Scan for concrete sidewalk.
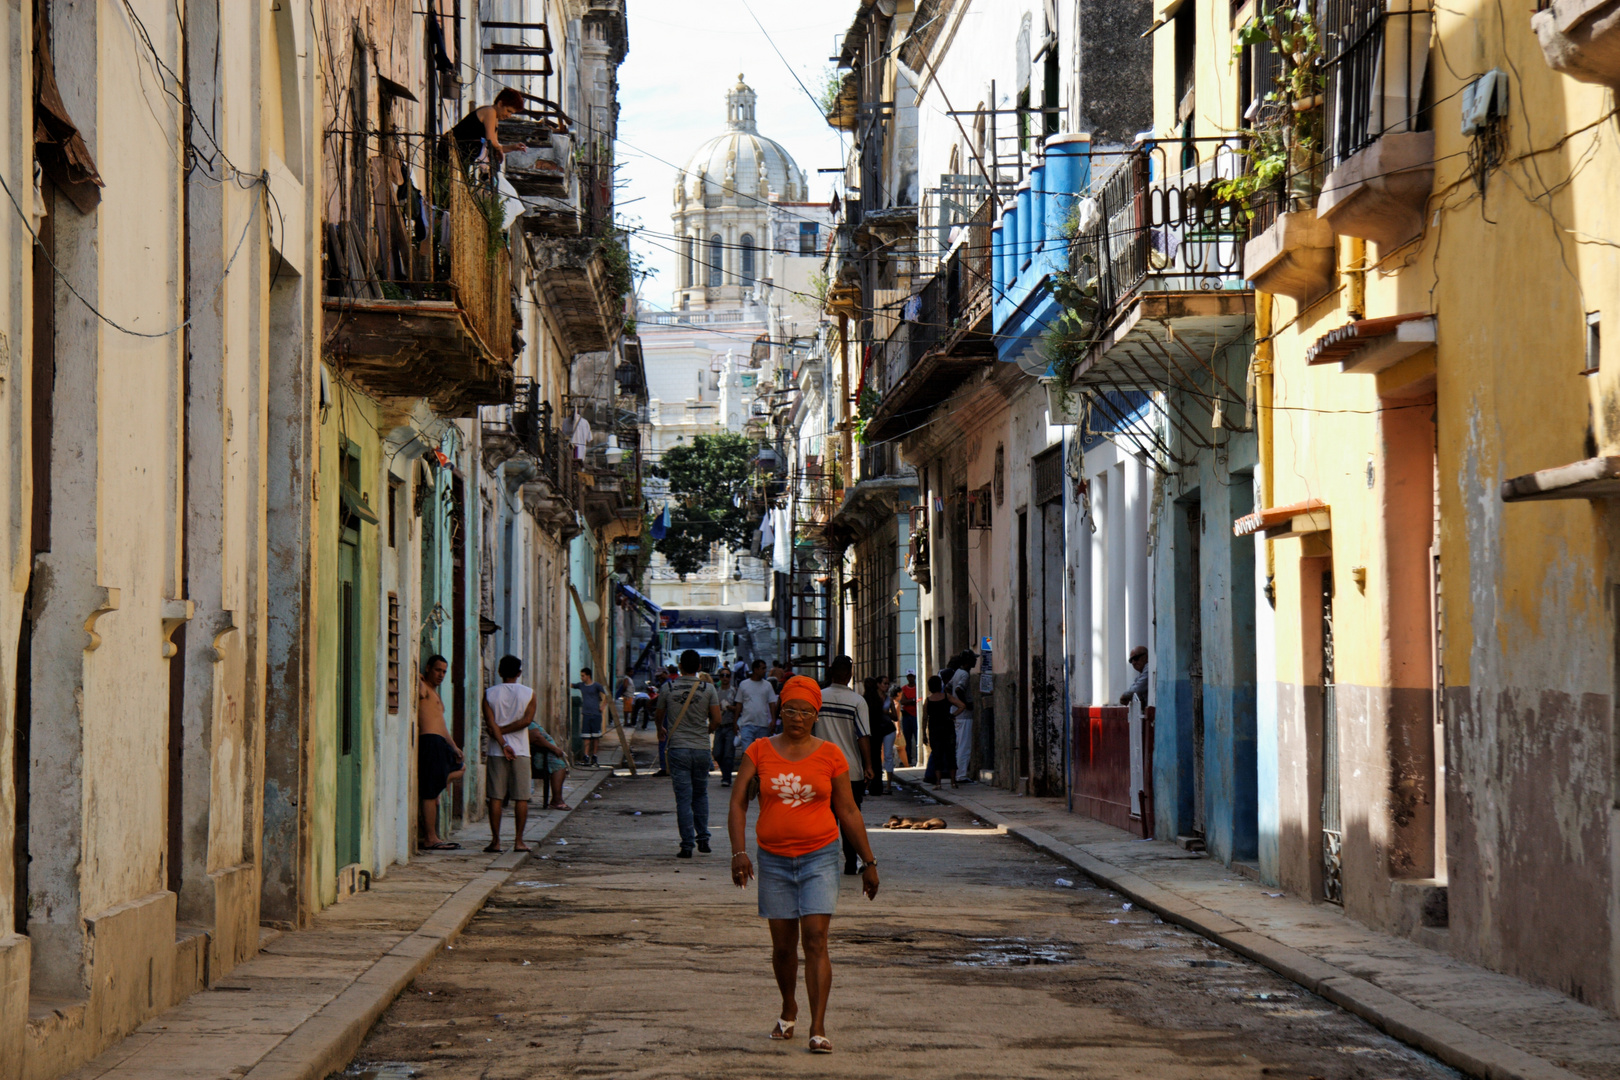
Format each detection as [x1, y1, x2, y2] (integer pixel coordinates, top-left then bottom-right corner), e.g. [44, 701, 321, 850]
[61, 768, 612, 1080]
[905, 771, 1620, 1080]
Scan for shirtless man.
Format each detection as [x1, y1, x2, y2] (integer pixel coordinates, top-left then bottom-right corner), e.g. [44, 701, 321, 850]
[418, 654, 466, 850]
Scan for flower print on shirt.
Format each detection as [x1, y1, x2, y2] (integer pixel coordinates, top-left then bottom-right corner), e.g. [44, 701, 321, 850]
[770, 772, 816, 807]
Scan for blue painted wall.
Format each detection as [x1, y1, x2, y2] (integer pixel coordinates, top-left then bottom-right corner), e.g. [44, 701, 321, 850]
[1150, 342, 1260, 865]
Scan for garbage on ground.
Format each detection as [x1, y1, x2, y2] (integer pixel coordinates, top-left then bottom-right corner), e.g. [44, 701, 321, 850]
[1054, 878, 1074, 888]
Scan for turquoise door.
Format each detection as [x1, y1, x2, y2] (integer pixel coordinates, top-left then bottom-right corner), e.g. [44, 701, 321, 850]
[336, 454, 364, 868]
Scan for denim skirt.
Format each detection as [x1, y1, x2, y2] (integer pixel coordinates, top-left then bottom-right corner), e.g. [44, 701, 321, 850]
[755, 839, 841, 920]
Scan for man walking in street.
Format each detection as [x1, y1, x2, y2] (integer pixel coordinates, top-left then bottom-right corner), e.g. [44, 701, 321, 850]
[815, 654, 872, 875]
[484, 655, 537, 853]
[572, 667, 607, 768]
[1119, 645, 1150, 707]
[734, 658, 778, 755]
[417, 655, 465, 850]
[948, 651, 974, 784]
[655, 649, 723, 858]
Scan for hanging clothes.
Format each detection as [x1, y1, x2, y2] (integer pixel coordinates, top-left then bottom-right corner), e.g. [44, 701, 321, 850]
[771, 507, 791, 575]
[570, 413, 592, 460]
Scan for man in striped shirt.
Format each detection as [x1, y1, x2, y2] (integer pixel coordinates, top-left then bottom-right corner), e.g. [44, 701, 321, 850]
[814, 654, 872, 875]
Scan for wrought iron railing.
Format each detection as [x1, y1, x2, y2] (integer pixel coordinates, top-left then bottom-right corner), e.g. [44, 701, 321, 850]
[1321, 0, 1432, 171]
[874, 195, 993, 393]
[859, 440, 897, 481]
[1074, 137, 1249, 331]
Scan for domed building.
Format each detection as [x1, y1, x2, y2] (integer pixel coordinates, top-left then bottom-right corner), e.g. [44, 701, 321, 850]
[671, 76, 808, 310]
[633, 78, 828, 614]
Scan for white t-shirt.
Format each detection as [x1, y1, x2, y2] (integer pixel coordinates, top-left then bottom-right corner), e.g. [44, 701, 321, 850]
[485, 682, 535, 758]
[735, 677, 778, 728]
[949, 668, 971, 717]
[815, 683, 871, 777]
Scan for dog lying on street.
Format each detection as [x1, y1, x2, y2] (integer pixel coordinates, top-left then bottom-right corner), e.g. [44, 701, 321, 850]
[882, 815, 947, 830]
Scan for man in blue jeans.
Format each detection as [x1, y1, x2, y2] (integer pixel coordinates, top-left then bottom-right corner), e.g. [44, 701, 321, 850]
[654, 649, 723, 858]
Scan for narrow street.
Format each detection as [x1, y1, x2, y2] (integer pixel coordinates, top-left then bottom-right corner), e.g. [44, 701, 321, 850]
[341, 771, 1459, 1079]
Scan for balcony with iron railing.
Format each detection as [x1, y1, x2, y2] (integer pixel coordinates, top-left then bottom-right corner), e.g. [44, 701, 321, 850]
[517, 405, 583, 540]
[480, 376, 542, 468]
[1533, 0, 1620, 89]
[1065, 136, 1255, 395]
[1074, 137, 1251, 327]
[1315, 0, 1436, 250]
[860, 197, 997, 444]
[323, 141, 515, 417]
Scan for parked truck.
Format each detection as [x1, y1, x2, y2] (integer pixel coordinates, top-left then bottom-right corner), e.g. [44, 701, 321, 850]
[657, 624, 737, 675]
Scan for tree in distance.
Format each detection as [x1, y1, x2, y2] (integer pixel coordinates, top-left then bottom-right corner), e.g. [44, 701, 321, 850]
[651, 432, 756, 579]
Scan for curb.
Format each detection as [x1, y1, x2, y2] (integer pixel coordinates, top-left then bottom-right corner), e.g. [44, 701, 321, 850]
[242, 767, 612, 1080]
[917, 783, 1581, 1080]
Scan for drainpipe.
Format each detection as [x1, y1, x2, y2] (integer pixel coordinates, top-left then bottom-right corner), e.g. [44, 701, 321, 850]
[838, 312, 852, 490]
[1255, 292, 1276, 605]
[1346, 237, 1367, 320]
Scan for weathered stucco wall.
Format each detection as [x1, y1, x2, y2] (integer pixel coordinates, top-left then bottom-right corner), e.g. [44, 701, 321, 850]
[1433, 6, 1618, 1010]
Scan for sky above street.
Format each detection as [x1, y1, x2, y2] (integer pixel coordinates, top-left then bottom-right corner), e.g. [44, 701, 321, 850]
[615, 0, 850, 312]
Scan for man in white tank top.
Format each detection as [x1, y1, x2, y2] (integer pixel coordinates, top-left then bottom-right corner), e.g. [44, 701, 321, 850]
[483, 655, 537, 852]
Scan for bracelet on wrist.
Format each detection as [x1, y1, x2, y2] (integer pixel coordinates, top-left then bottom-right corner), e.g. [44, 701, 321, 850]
[731, 852, 750, 862]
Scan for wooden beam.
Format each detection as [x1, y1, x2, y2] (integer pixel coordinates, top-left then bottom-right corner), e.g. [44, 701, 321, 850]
[569, 582, 638, 775]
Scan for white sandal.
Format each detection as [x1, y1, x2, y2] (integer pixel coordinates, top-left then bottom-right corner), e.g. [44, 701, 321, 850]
[770, 1017, 795, 1040]
[808, 1035, 833, 1053]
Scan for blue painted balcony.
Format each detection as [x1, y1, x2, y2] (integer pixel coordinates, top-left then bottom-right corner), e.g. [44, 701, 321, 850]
[992, 133, 1094, 369]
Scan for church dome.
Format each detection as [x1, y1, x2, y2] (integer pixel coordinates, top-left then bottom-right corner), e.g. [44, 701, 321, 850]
[676, 76, 806, 207]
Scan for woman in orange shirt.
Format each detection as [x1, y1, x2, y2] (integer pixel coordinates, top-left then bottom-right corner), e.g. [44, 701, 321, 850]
[728, 675, 878, 1054]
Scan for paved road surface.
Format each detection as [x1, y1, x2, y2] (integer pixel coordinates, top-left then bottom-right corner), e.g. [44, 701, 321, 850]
[341, 773, 1461, 1079]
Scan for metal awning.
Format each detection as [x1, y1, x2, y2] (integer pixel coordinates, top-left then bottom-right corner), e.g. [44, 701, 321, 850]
[617, 583, 662, 628]
[1233, 498, 1329, 538]
[1501, 456, 1620, 502]
[1307, 313, 1435, 374]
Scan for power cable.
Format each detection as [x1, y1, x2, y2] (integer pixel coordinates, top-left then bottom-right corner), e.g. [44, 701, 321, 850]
[0, 165, 265, 339]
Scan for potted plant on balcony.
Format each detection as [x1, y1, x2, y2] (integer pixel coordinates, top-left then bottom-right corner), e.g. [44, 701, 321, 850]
[1039, 224, 1104, 423]
[1220, 5, 1324, 214]
[1220, 5, 1334, 302]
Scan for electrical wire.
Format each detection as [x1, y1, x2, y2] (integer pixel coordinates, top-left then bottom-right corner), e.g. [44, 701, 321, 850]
[0, 164, 265, 339]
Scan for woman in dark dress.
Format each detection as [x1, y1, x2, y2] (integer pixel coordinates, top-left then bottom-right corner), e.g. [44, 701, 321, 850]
[861, 677, 888, 795]
[447, 87, 528, 167]
[922, 674, 959, 789]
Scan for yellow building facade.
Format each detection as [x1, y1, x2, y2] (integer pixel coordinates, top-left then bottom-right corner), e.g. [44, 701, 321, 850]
[1166, 0, 1620, 1011]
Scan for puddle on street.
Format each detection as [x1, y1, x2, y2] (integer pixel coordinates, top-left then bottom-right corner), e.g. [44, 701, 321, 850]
[343, 1064, 424, 1080]
[952, 938, 1077, 967]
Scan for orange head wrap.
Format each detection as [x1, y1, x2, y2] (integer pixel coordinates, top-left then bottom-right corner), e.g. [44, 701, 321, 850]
[778, 675, 823, 713]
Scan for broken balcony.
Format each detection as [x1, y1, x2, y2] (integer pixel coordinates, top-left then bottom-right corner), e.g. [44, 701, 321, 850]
[1533, 0, 1620, 89]
[527, 233, 622, 357]
[1315, 2, 1435, 251]
[499, 118, 615, 241]
[323, 146, 515, 417]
